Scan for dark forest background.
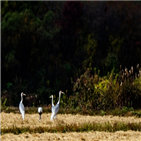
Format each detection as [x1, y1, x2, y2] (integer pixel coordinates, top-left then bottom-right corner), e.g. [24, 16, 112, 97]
[1, 1, 141, 108]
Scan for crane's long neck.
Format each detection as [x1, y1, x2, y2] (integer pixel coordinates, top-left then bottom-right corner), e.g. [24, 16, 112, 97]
[52, 96, 54, 106]
[21, 95, 23, 103]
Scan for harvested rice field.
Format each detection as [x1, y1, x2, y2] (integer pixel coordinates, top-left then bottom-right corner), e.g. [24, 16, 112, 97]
[1, 131, 141, 141]
[1, 112, 141, 129]
[1, 112, 141, 141]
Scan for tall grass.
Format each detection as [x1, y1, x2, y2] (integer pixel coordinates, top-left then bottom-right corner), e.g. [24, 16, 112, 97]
[66, 64, 141, 111]
[1, 98, 9, 112]
[2, 121, 141, 135]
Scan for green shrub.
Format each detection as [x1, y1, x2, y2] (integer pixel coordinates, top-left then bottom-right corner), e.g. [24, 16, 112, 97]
[1, 98, 9, 112]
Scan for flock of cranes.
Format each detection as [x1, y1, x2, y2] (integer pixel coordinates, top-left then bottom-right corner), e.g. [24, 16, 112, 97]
[19, 90, 64, 121]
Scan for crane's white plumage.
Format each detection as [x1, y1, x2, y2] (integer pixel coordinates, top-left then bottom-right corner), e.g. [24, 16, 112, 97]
[50, 91, 64, 121]
[38, 107, 43, 121]
[38, 107, 42, 113]
[38, 100, 43, 121]
[19, 92, 26, 120]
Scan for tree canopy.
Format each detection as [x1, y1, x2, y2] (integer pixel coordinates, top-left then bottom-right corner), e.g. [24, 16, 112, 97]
[1, 1, 141, 106]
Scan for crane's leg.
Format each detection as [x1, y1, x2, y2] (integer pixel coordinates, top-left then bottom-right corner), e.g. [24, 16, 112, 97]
[39, 113, 42, 121]
[51, 113, 55, 121]
[54, 115, 57, 119]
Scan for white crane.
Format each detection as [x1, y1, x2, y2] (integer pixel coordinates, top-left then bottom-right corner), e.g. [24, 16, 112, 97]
[19, 92, 26, 120]
[49, 95, 54, 111]
[38, 100, 43, 121]
[49, 95, 55, 121]
[50, 91, 64, 121]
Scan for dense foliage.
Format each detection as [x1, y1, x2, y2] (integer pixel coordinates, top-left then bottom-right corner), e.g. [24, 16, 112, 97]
[68, 64, 141, 110]
[1, 1, 141, 108]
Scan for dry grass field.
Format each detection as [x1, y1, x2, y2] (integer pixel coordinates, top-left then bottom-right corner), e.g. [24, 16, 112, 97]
[1, 112, 141, 129]
[1, 131, 141, 141]
[1, 112, 141, 141]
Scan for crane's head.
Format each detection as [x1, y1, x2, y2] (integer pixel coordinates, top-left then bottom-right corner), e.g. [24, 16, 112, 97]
[49, 95, 53, 98]
[59, 90, 64, 95]
[21, 92, 26, 97]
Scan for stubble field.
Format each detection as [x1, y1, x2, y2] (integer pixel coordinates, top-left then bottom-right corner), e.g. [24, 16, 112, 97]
[1, 112, 141, 141]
